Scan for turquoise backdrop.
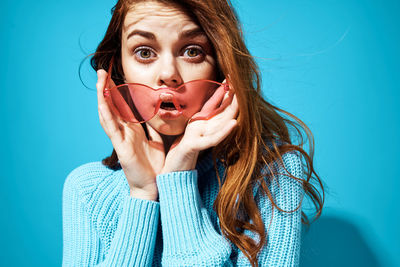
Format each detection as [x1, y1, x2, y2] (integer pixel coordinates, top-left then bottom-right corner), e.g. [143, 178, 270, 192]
[1, 0, 398, 266]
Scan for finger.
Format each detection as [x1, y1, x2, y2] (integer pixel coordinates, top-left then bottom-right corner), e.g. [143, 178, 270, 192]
[98, 105, 119, 140]
[97, 69, 118, 114]
[192, 93, 238, 137]
[98, 102, 123, 143]
[96, 69, 108, 106]
[218, 76, 235, 110]
[190, 83, 230, 121]
[201, 83, 227, 111]
[199, 90, 236, 122]
[226, 75, 235, 92]
[223, 92, 239, 119]
[97, 69, 113, 115]
[97, 70, 123, 142]
[204, 78, 235, 117]
[97, 69, 123, 118]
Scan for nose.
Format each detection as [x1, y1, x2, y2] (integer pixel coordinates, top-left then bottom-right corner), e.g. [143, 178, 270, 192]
[156, 54, 183, 87]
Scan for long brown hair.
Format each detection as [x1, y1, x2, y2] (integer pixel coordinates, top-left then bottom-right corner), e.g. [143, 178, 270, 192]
[91, 1, 324, 266]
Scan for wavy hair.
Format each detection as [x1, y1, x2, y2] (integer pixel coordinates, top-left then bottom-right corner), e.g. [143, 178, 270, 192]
[90, 0, 324, 266]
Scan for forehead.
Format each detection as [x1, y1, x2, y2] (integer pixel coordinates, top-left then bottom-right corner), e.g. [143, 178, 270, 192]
[123, 2, 198, 34]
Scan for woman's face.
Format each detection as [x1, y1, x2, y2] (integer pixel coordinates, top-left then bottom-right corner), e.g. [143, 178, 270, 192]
[120, 1, 217, 136]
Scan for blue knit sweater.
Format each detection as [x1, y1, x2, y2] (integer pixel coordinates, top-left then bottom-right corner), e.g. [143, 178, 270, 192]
[62, 150, 304, 266]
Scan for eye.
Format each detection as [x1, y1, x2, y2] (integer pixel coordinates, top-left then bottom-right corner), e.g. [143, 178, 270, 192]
[133, 46, 156, 61]
[139, 49, 152, 58]
[183, 46, 204, 58]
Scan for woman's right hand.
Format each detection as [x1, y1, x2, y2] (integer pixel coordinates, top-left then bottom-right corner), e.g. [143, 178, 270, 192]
[96, 69, 165, 201]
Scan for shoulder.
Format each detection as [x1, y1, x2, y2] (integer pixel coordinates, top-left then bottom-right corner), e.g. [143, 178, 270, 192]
[63, 162, 129, 245]
[276, 150, 304, 178]
[63, 162, 119, 200]
[262, 139, 304, 180]
[259, 150, 305, 212]
[64, 162, 114, 189]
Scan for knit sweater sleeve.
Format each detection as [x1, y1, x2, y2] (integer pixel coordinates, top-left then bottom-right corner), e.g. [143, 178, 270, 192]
[156, 170, 233, 266]
[62, 163, 160, 266]
[155, 151, 304, 266]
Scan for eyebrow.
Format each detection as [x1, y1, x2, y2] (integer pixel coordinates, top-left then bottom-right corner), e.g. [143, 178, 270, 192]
[126, 27, 206, 41]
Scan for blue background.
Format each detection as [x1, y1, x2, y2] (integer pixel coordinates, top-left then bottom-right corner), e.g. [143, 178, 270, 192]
[1, 0, 399, 266]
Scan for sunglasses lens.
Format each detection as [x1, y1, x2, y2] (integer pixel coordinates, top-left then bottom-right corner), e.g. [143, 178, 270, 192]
[178, 80, 228, 119]
[107, 84, 157, 122]
[106, 80, 229, 122]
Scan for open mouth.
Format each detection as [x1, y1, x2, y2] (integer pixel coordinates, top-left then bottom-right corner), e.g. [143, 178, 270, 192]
[160, 101, 176, 110]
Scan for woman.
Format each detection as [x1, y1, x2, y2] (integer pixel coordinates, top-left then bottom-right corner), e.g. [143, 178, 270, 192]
[62, 0, 324, 266]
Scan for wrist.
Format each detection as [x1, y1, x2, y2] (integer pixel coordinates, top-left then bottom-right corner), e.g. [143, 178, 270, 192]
[161, 150, 199, 174]
[129, 187, 158, 201]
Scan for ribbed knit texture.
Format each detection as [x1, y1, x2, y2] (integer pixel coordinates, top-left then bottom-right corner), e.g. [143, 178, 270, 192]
[62, 150, 304, 266]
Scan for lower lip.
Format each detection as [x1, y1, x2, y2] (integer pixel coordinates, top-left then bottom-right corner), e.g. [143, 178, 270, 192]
[158, 109, 182, 119]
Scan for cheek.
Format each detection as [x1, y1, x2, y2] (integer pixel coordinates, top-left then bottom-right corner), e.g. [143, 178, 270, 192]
[179, 61, 217, 81]
[122, 60, 158, 84]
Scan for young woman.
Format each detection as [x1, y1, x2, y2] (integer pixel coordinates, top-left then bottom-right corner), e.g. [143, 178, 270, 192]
[62, 0, 324, 266]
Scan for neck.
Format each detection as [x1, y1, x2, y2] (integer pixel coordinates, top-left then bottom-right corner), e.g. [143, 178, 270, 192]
[159, 134, 209, 159]
[159, 134, 180, 154]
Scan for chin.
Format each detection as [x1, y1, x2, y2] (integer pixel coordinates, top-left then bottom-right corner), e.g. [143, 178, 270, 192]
[147, 116, 187, 136]
[157, 125, 186, 136]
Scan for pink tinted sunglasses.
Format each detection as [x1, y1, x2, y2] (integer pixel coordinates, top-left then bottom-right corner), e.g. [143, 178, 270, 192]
[103, 57, 233, 123]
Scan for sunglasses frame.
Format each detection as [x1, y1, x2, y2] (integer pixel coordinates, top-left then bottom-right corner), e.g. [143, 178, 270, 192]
[103, 56, 232, 123]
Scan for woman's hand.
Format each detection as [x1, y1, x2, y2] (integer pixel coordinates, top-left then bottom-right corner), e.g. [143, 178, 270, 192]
[160, 84, 239, 174]
[97, 69, 165, 201]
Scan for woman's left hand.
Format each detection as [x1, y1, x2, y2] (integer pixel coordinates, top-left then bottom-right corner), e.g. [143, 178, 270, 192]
[160, 89, 239, 174]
